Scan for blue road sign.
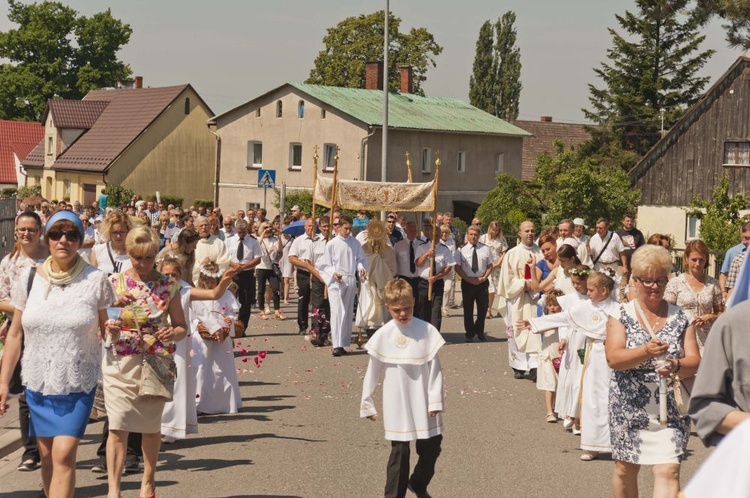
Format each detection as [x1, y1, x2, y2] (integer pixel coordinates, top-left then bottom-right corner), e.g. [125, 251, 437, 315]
[257, 169, 276, 189]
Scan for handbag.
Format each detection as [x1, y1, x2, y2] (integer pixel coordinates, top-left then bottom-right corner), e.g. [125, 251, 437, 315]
[672, 375, 692, 416]
[139, 353, 176, 401]
[272, 262, 283, 280]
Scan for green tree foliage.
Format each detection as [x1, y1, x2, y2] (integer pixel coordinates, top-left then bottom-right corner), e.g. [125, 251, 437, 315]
[17, 184, 41, 200]
[686, 173, 750, 255]
[584, 0, 714, 157]
[275, 189, 313, 217]
[306, 10, 442, 95]
[468, 12, 522, 120]
[104, 184, 134, 208]
[475, 173, 542, 236]
[0, 0, 132, 121]
[695, 0, 750, 49]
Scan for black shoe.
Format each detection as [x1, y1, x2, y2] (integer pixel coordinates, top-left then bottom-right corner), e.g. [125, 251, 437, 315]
[332, 347, 344, 357]
[123, 458, 140, 475]
[528, 368, 538, 383]
[407, 479, 433, 498]
[513, 370, 524, 380]
[310, 336, 324, 347]
[477, 332, 487, 342]
[465, 335, 474, 343]
[17, 459, 40, 472]
[91, 459, 107, 474]
[298, 327, 307, 335]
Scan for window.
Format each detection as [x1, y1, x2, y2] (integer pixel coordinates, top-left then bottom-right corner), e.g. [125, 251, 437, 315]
[421, 148, 432, 174]
[457, 151, 466, 173]
[34, 176, 40, 186]
[256, 108, 261, 118]
[64, 179, 71, 195]
[321, 109, 326, 119]
[495, 153, 505, 174]
[290, 143, 303, 170]
[724, 141, 750, 165]
[47, 136, 53, 155]
[686, 215, 701, 240]
[247, 141, 262, 168]
[323, 143, 337, 171]
[276, 100, 283, 118]
[298, 101, 305, 118]
[184, 97, 190, 115]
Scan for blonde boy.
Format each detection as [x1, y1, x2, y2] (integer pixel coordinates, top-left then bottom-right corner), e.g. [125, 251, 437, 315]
[360, 278, 445, 498]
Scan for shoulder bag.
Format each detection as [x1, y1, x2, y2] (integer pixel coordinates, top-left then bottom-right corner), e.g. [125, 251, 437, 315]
[132, 305, 176, 401]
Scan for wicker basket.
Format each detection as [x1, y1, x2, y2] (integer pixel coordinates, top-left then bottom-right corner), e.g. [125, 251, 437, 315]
[197, 311, 234, 342]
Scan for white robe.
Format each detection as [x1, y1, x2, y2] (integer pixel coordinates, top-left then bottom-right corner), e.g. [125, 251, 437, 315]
[360, 318, 445, 441]
[317, 234, 367, 348]
[191, 291, 242, 415]
[161, 281, 198, 439]
[497, 243, 542, 370]
[532, 298, 617, 452]
[553, 293, 588, 419]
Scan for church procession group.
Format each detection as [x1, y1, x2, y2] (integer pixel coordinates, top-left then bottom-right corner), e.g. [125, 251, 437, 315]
[0, 195, 749, 498]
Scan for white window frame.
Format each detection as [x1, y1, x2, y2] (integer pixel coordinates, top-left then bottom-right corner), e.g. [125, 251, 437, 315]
[323, 143, 337, 172]
[421, 147, 432, 174]
[247, 141, 262, 169]
[685, 214, 701, 240]
[289, 143, 303, 171]
[495, 153, 505, 174]
[457, 150, 466, 173]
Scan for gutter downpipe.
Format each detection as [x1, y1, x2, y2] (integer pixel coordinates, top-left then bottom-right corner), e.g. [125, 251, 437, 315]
[207, 122, 221, 207]
[360, 127, 376, 181]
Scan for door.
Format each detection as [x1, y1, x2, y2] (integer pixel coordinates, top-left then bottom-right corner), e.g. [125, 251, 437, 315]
[83, 184, 97, 207]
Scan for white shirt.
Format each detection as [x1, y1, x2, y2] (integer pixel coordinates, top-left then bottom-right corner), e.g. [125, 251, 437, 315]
[588, 231, 626, 265]
[316, 234, 367, 286]
[224, 234, 261, 267]
[394, 238, 423, 277]
[289, 233, 327, 267]
[257, 236, 279, 270]
[414, 241, 455, 279]
[455, 242, 496, 278]
[556, 236, 579, 249]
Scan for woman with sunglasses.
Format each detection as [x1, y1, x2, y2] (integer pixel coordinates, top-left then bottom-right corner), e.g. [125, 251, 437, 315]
[0, 210, 115, 498]
[90, 211, 134, 276]
[606, 244, 701, 498]
[0, 212, 48, 472]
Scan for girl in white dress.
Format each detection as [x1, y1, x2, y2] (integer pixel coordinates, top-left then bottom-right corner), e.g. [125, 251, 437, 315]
[478, 221, 508, 318]
[191, 262, 242, 415]
[537, 290, 564, 423]
[157, 254, 237, 442]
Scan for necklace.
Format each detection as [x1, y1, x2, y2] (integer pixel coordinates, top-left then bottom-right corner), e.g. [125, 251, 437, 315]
[639, 300, 666, 331]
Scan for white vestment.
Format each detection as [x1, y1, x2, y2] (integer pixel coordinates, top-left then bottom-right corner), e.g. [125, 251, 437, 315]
[161, 281, 199, 439]
[497, 243, 542, 370]
[360, 318, 445, 441]
[191, 291, 242, 415]
[317, 234, 367, 348]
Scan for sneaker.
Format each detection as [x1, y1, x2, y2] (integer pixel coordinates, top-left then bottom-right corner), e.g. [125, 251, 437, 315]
[91, 460, 107, 474]
[17, 459, 39, 472]
[264, 307, 271, 315]
[123, 458, 141, 475]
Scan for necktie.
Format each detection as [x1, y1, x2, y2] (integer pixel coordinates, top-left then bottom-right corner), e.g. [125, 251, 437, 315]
[471, 245, 479, 273]
[409, 240, 416, 274]
[237, 236, 244, 260]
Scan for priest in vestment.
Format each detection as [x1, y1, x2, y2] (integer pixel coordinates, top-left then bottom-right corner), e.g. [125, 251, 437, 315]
[497, 221, 542, 379]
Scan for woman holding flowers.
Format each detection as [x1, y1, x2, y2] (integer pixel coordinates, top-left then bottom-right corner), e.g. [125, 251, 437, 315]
[103, 226, 186, 498]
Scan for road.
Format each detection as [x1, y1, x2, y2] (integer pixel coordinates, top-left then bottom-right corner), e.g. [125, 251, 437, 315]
[0, 299, 712, 497]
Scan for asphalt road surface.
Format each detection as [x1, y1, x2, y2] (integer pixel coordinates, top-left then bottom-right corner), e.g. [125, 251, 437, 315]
[0, 299, 712, 497]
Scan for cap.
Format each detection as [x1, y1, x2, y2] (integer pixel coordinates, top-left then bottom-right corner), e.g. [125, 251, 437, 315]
[291, 205, 300, 211]
[573, 217, 587, 227]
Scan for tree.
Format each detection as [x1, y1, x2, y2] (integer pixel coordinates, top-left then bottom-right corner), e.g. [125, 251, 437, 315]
[475, 173, 542, 236]
[695, 0, 750, 49]
[584, 0, 714, 157]
[306, 10, 442, 95]
[495, 12, 522, 121]
[468, 12, 522, 120]
[104, 184, 134, 208]
[468, 21, 496, 114]
[686, 173, 750, 255]
[0, 0, 132, 121]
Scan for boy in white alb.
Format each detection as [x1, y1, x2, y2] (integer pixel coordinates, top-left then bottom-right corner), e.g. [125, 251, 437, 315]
[361, 278, 445, 498]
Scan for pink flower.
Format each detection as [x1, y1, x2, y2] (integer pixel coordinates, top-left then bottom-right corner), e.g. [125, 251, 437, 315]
[258, 351, 267, 359]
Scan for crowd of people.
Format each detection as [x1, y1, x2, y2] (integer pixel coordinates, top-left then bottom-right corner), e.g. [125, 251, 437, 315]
[0, 194, 749, 497]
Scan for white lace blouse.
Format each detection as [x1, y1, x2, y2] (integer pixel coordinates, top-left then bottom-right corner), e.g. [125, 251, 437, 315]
[11, 265, 115, 395]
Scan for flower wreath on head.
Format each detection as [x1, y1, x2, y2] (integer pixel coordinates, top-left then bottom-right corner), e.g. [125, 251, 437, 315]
[598, 267, 617, 279]
[568, 267, 592, 278]
[198, 263, 224, 279]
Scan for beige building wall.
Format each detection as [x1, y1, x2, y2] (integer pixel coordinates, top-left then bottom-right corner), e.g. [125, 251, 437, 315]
[217, 88, 368, 215]
[107, 87, 215, 205]
[637, 205, 693, 249]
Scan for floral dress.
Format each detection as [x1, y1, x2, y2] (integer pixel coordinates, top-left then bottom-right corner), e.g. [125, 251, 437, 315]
[664, 274, 722, 350]
[103, 272, 181, 433]
[608, 302, 692, 465]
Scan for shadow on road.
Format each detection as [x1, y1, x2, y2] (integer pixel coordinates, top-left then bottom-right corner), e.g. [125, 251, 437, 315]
[170, 432, 325, 451]
[159, 452, 253, 472]
[0, 479, 181, 498]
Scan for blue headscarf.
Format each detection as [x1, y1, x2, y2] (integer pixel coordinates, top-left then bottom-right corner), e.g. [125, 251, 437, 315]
[45, 210, 85, 239]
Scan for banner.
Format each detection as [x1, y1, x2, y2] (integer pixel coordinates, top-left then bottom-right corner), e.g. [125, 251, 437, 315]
[313, 177, 436, 212]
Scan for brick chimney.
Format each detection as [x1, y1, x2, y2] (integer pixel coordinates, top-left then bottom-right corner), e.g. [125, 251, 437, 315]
[540, 116, 553, 122]
[365, 61, 383, 90]
[399, 66, 413, 94]
[134, 76, 143, 89]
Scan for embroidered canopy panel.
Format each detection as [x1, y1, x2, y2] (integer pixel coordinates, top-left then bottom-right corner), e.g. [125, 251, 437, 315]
[314, 176, 436, 212]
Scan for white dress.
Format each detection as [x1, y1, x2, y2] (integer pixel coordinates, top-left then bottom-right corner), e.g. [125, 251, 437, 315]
[161, 281, 198, 439]
[191, 291, 242, 415]
[553, 293, 588, 419]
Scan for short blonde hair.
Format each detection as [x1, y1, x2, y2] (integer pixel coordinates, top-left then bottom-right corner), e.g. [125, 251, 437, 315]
[384, 278, 415, 306]
[125, 225, 160, 257]
[100, 211, 133, 241]
[631, 244, 672, 278]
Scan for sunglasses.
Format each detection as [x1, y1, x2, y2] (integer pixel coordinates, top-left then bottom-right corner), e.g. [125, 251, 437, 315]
[47, 229, 81, 242]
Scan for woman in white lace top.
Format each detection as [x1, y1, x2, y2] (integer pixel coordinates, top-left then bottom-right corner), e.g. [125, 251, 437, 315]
[0, 210, 115, 497]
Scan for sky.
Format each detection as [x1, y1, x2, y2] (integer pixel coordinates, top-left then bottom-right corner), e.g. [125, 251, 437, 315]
[0, 0, 744, 123]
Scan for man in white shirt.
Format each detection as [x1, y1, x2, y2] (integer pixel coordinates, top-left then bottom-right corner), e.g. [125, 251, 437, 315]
[556, 219, 579, 249]
[393, 221, 422, 297]
[289, 217, 328, 336]
[221, 215, 236, 239]
[587, 217, 627, 273]
[454, 225, 497, 342]
[414, 218, 455, 331]
[193, 216, 231, 284]
[224, 219, 262, 327]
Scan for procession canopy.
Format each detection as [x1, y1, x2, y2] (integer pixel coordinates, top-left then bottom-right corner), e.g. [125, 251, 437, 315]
[313, 176, 436, 212]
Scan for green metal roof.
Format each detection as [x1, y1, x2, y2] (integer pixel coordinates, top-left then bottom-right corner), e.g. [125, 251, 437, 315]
[289, 82, 531, 136]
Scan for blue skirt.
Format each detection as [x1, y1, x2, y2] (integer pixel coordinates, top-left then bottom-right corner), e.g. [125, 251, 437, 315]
[25, 388, 95, 439]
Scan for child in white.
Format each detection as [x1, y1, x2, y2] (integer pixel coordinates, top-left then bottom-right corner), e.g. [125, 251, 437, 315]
[538, 290, 564, 423]
[361, 278, 445, 498]
[520, 271, 617, 460]
[191, 262, 242, 415]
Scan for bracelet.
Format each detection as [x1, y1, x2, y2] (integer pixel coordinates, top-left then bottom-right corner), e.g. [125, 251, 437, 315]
[674, 359, 682, 374]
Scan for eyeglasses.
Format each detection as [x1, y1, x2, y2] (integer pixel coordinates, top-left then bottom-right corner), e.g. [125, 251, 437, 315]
[47, 229, 81, 242]
[636, 277, 669, 288]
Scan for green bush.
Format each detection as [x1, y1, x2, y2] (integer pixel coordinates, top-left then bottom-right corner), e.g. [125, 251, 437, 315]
[104, 185, 135, 208]
[0, 188, 17, 199]
[194, 198, 214, 210]
[17, 185, 41, 200]
[149, 194, 183, 207]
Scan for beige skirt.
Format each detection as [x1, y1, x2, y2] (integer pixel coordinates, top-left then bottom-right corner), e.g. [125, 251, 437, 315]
[103, 349, 166, 434]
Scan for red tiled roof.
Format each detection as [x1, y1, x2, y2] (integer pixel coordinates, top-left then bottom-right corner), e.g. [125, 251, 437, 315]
[512, 119, 592, 181]
[43, 100, 109, 129]
[0, 120, 43, 184]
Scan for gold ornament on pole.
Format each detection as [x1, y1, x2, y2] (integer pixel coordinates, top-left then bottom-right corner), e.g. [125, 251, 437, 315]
[428, 151, 441, 301]
[405, 151, 413, 183]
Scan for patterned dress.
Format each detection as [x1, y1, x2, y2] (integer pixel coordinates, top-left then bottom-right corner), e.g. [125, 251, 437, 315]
[608, 302, 692, 465]
[664, 274, 722, 350]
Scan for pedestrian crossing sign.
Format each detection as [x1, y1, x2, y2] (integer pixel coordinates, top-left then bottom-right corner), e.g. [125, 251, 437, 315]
[257, 169, 276, 189]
